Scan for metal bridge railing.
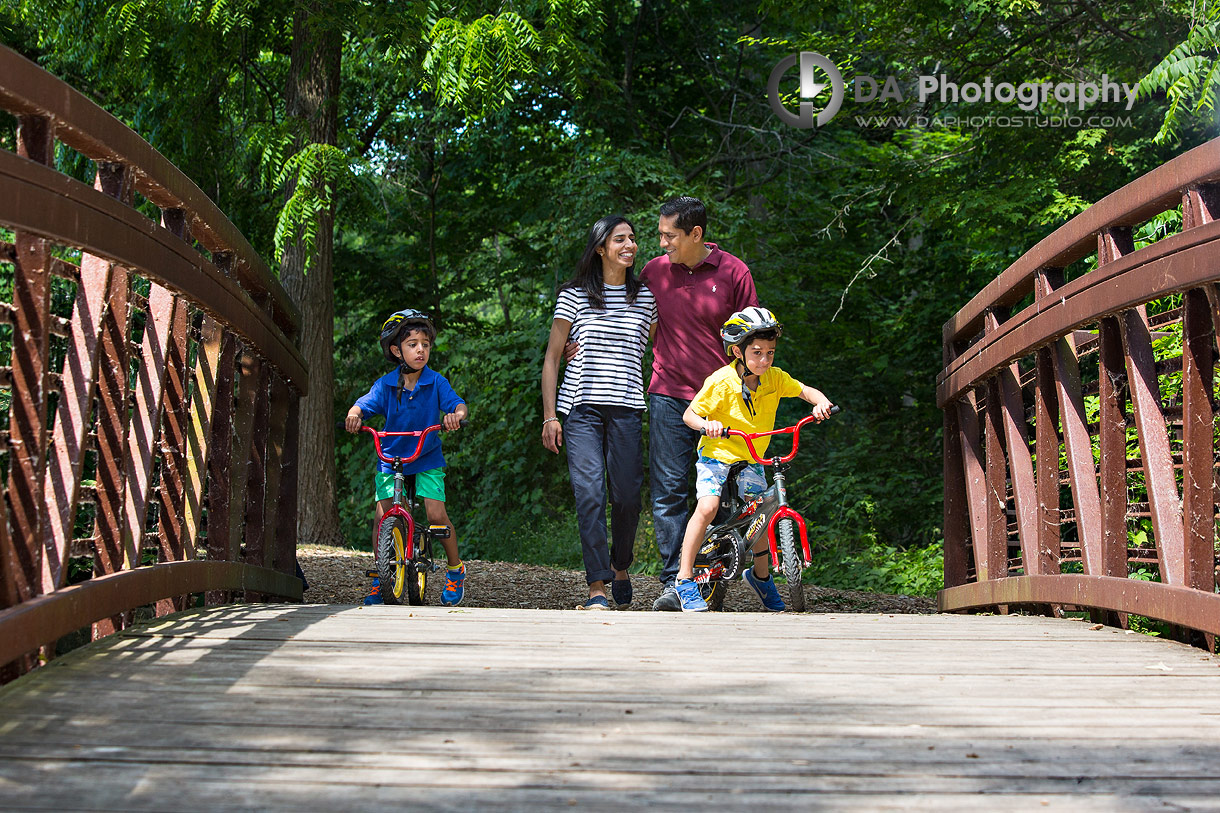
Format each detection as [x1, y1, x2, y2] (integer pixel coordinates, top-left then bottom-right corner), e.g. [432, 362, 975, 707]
[939, 137, 1220, 645]
[0, 46, 308, 678]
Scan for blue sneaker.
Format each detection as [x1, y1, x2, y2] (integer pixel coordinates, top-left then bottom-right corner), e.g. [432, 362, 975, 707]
[674, 579, 708, 612]
[743, 569, 785, 612]
[363, 576, 383, 605]
[441, 562, 466, 606]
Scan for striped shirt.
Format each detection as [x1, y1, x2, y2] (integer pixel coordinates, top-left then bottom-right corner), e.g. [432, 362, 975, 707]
[554, 283, 657, 413]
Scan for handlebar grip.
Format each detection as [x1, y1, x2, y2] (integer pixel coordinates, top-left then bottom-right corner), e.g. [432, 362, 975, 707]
[828, 405, 841, 415]
[700, 425, 734, 436]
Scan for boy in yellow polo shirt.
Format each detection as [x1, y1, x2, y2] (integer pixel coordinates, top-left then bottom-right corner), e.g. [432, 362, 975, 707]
[674, 307, 834, 612]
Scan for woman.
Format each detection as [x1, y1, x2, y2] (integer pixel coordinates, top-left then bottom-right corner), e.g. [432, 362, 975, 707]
[541, 215, 656, 610]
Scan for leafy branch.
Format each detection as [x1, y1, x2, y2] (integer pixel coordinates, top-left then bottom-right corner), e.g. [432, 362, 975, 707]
[273, 142, 371, 270]
[1137, 3, 1220, 143]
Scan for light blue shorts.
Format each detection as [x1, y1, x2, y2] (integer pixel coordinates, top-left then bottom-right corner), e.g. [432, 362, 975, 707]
[694, 456, 767, 501]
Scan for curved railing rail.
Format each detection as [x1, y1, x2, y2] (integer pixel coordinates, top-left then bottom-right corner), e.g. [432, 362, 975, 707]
[938, 137, 1220, 645]
[0, 46, 308, 678]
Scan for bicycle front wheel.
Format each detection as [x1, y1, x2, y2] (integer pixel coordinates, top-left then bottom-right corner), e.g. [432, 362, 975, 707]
[699, 580, 726, 612]
[376, 515, 410, 605]
[776, 518, 806, 612]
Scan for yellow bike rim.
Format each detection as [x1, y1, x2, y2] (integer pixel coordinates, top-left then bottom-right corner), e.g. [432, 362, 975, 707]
[392, 526, 407, 598]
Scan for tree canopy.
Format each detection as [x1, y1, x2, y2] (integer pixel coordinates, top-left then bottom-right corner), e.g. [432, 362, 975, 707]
[3, 0, 1216, 594]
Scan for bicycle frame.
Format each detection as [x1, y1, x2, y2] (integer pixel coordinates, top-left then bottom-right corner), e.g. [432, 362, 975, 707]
[693, 410, 835, 597]
[357, 424, 447, 560]
[728, 412, 826, 565]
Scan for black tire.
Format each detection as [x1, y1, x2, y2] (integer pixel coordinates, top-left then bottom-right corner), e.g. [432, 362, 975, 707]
[376, 515, 410, 605]
[776, 518, 805, 612]
[700, 580, 726, 611]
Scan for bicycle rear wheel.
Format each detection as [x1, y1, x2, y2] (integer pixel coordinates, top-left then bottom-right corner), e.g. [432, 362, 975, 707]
[776, 518, 805, 612]
[376, 515, 410, 605]
[406, 535, 429, 605]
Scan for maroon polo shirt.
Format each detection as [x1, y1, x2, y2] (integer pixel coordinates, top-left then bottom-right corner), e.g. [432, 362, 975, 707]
[640, 243, 758, 400]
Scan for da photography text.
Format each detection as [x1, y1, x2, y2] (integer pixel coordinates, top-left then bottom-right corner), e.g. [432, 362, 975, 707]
[854, 74, 1139, 112]
[767, 51, 1140, 129]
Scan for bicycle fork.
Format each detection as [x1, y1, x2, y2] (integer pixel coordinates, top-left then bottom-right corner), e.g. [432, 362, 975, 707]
[765, 461, 812, 567]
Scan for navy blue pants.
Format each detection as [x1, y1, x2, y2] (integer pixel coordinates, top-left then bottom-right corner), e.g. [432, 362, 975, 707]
[563, 404, 643, 585]
[648, 394, 702, 586]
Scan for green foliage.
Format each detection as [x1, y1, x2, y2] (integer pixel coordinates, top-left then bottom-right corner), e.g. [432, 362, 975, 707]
[10, 0, 1217, 602]
[423, 2, 604, 117]
[1137, 2, 1220, 144]
[442, 322, 561, 540]
[807, 536, 945, 597]
[273, 142, 373, 268]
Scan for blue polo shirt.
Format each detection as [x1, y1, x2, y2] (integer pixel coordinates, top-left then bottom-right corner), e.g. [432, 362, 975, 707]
[354, 366, 465, 474]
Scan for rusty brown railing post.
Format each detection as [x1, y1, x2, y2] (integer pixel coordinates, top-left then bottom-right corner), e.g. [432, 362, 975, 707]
[937, 137, 1220, 646]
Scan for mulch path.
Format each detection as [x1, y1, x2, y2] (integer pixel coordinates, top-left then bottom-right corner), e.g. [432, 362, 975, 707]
[298, 544, 936, 614]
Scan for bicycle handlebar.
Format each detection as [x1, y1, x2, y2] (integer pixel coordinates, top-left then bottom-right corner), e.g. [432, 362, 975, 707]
[703, 405, 839, 466]
[345, 420, 469, 465]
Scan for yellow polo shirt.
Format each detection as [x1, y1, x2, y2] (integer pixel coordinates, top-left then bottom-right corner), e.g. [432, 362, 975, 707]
[690, 363, 804, 463]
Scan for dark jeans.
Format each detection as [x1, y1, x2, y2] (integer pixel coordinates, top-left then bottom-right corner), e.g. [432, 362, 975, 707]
[648, 393, 701, 585]
[564, 404, 643, 585]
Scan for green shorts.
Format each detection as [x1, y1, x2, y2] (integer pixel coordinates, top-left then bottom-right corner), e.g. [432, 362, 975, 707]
[374, 468, 445, 503]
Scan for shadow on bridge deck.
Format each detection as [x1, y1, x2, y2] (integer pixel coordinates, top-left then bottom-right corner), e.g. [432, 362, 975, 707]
[1, 605, 1219, 811]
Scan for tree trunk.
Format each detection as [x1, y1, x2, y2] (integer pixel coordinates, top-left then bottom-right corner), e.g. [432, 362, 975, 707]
[279, 3, 345, 546]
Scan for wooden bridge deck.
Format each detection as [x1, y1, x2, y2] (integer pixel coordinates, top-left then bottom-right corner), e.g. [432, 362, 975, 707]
[2, 606, 1220, 811]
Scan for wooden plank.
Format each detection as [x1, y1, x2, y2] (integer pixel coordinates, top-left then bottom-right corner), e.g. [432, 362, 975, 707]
[1, 609, 1220, 811]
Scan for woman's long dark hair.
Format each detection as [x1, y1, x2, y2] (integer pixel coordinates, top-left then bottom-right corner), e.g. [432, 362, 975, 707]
[557, 215, 641, 310]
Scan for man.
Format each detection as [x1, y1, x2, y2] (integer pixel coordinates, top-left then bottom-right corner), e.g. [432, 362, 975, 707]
[640, 196, 758, 611]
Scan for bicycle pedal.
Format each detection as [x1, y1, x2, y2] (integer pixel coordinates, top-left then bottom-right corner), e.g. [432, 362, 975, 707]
[427, 524, 451, 539]
[364, 570, 378, 579]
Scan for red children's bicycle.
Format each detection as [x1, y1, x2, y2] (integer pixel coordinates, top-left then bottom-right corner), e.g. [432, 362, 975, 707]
[354, 423, 460, 605]
[693, 406, 839, 612]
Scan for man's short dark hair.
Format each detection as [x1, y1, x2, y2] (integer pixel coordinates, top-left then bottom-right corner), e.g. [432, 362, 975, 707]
[659, 196, 707, 236]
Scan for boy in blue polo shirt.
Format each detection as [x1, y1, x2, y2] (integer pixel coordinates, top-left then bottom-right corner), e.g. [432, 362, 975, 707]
[345, 309, 468, 605]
